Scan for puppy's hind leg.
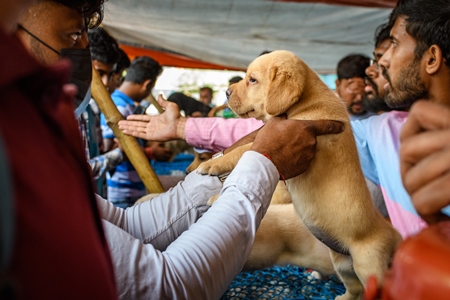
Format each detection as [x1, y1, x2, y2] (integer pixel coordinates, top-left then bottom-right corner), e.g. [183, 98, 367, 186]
[329, 250, 364, 300]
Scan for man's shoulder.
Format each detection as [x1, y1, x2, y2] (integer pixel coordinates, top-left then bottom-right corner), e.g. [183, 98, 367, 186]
[352, 110, 409, 141]
[356, 110, 408, 126]
[111, 90, 133, 107]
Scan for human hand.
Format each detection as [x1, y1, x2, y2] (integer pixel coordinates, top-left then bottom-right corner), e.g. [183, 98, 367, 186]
[207, 107, 218, 117]
[207, 104, 228, 117]
[400, 100, 450, 224]
[118, 94, 187, 141]
[250, 115, 344, 180]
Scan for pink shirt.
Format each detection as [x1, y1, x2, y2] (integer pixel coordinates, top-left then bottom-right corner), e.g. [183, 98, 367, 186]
[185, 117, 264, 152]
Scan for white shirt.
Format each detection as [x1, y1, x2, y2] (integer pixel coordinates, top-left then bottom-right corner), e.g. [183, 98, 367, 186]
[96, 151, 279, 299]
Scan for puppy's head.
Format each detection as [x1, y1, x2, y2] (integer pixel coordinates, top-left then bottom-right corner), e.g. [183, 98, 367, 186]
[227, 50, 308, 122]
[186, 150, 214, 174]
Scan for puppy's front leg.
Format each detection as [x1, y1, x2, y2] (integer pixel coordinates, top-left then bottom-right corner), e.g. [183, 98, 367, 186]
[197, 143, 252, 176]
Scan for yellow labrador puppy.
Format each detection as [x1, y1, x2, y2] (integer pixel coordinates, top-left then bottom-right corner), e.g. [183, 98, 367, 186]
[185, 150, 214, 174]
[186, 149, 291, 204]
[245, 203, 335, 276]
[197, 50, 402, 300]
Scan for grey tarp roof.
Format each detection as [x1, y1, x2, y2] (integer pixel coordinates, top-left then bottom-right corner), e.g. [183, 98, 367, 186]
[102, 0, 393, 72]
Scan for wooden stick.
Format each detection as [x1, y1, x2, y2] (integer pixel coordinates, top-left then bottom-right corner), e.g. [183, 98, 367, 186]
[90, 67, 164, 193]
[147, 93, 165, 114]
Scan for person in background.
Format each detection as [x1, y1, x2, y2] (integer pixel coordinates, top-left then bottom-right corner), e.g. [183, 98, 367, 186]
[363, 22, 395, 114]
[199, 86, 214, 107]
[109, 48, 131, 91]
[335, 54, 374, 120]
[167, 91, 212, 117]
[89, 27, 120, 92]
[86, 26, 124, 197]
[208, 76, 243, 118]
[101, 56, 164, 208]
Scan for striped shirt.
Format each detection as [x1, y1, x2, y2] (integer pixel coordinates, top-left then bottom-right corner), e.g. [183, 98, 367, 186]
[100, 90, 146, 204]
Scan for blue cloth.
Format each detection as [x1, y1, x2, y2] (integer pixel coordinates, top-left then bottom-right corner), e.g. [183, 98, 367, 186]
[100, 90, 145, 205]
[151, 153, 194, 176]
[222, 265, 345, 299]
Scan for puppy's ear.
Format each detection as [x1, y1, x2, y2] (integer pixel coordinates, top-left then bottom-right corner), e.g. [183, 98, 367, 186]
[265, 66, 305, 116]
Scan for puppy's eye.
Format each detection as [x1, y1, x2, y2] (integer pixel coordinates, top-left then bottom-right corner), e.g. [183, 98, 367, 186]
[249, 77, 257, 84]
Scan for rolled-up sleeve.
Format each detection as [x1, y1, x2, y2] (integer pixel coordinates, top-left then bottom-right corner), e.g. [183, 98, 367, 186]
[185, 117, 264, 152]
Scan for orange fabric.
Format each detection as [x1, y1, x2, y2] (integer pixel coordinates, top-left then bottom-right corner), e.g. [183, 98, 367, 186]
[120, 44, 245, 71]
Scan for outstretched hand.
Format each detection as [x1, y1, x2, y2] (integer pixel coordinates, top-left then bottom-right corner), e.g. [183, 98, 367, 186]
[118, 95, 187, 141]
[400, 100, 450, 224]
[250, 115, 344, 180]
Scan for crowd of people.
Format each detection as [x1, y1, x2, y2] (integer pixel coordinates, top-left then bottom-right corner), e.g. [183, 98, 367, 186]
[1, 0, 450, 299]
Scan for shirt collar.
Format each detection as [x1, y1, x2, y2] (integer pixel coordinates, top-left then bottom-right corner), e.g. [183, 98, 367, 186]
[111, 89, 136, 107]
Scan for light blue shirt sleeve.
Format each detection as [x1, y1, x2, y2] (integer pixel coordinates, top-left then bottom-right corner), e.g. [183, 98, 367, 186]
[351, 118, 380, 185]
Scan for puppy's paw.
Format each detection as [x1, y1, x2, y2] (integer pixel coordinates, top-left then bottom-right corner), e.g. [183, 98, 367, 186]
[206, 194, 220, 206]
[196, 156, 234, 176]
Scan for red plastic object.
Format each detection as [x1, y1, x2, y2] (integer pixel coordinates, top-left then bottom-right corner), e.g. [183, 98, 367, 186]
[366, 221, 450, 300]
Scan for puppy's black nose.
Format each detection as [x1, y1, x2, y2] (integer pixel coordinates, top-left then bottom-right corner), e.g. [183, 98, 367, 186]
[226, 88, 232, 100]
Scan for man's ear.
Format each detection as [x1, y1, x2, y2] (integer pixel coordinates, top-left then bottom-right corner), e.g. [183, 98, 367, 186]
[425, 44, 444, 75]
[335, 79, 341, 88]
[142, 79, 152, 91]
[334, 79, 342, 98]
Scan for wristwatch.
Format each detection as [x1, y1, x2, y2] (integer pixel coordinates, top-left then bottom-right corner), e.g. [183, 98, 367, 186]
[212, 150, 224, 160]
[217, 172, 230, 183]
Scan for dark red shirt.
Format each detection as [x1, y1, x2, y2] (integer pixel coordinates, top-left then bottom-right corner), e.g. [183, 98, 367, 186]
[0, 29, 117, 299]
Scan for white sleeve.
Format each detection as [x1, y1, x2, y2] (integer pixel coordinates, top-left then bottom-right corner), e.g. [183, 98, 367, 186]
[102, 151, 279, 299]
[96, 171, 223, 250]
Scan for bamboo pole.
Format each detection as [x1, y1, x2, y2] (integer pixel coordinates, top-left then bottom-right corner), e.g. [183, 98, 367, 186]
[146, 93, 165, 114]
[90, 67, 164, 193]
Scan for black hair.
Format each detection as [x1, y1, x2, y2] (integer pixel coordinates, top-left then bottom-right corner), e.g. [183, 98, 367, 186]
[259, 50, 272, 56]
[49, 0, 105, 29]
[115, 49, 131, 74]
[374, 23, 392, 48]
[199, 86, 213, 96]
[167, 92, 212, 117]
[125, 56, 162, 84]
[88, 27, 119, 65]
[228, 76, 243, 85]
[389, 0, 450, 67]
[336, 54, 370, 80]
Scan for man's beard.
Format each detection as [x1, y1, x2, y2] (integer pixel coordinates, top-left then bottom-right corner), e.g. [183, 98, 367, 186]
[362, 94, 392, 113]
[383, 59, 428, 109]
[362, 77, 392, 113]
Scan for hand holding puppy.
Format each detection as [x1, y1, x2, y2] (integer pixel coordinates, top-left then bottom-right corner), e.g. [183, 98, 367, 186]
[250, 115, 344, 180]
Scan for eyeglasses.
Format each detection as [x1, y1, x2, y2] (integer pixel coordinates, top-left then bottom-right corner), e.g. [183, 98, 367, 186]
[370, 59, 379, 70]
[85, 13, 101, 30]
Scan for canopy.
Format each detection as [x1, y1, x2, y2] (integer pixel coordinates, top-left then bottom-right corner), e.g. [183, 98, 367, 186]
[102, 0, 395, 72]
